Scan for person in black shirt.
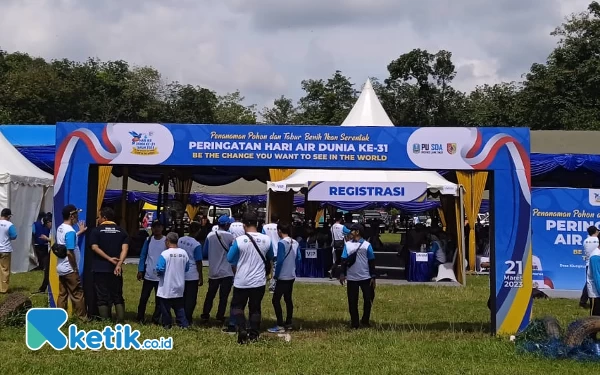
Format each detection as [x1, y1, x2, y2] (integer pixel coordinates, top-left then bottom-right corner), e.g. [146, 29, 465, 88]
[89, 207, 129, 322]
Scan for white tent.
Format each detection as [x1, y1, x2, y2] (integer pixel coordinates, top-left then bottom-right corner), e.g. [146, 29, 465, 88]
[267, 169, 457, 196]
[341, 78, 394, 127]
[0, 132, 54, 273]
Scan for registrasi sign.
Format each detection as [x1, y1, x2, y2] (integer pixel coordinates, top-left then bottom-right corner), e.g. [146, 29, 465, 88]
[307, 181, 428, 202]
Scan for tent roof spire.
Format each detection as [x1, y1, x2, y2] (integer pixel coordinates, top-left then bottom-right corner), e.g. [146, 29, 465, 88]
[341, 78, 394, 127]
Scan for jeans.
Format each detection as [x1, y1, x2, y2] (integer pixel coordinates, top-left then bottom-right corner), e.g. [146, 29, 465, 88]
[347, 279, 374, 328]
[201, 276, 233, 321]
[183, 280, 199, 324]
[272, 279, 295, 326]
[231, 286, 266, 337]
[159, 297, 189, 328]
[136, 279, 161, 323]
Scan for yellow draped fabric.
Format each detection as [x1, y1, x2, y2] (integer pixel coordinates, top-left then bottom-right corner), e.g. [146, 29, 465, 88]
[97, 166, 113, 212]
[456, 171, 488, 272]
[437, 207, 447, 231]
[269, 169, 296, 181]
[454, 195, 465, 284]
[315, 209, 324, 228]
[186, 204, 200, 221]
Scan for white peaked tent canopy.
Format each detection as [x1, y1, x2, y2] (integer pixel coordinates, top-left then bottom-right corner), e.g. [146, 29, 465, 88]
[0, 132, 54, 273]
[341, 78, 394, 127]
[268, 169, 457, 195]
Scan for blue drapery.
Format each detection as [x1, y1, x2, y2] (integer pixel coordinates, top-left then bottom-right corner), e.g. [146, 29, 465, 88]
[530, 153, 600, 176]
[103, 189, 491, 213]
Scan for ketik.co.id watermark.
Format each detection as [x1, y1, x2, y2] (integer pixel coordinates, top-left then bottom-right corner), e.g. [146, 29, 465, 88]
[26, 308, 173, 350]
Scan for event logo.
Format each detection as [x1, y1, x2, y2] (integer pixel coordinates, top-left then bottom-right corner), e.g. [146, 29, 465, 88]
[447, 143, 457, 155]
[412, 143, 420, 154]
[26, 308, 172, 351]
[130, 131, 158, 156]
[588, 189, 600, 206]
[418, 143, 444, 155]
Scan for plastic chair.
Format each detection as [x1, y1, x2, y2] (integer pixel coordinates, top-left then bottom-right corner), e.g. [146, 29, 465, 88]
[433, 248, 464, 282]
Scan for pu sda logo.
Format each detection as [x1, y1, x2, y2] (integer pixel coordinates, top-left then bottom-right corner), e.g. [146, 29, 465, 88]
[129, 131, 158, 156]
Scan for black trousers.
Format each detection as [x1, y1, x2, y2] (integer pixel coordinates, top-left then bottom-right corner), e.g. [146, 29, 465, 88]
[183, 280, 199, 324]
[36, 246, 50, 291]
[94, 272, 124, 307]
[137, 279, 161, 323]
[347, 279, 374, 328]
[231, 286, 265, 337]
[581, 283, 590, 305]
[201, 276, 233, 321]
[591, 298, 600, 317]
[159, 297, 189, 328]
[272, 279, 295, 326]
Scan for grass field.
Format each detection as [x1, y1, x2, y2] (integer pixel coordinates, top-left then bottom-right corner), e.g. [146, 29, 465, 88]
[0, 265, 597, 375]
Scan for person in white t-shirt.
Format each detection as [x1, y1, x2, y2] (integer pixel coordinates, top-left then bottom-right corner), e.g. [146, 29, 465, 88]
[581, 226, 600, 308]
[178, 221, 204, 324]
[329, 213, 345, 279]
[55, 204, 87, 319]
[227, 212, 274, 344]
[340, 224, 376, 329]
[229, 213, 245, 238]
[262, 214, 279, 293]
[0, 208, 17, 294]
[136, 220, 166, 324]
[156, 232, 190, 329]
[268, 222, 302, 333]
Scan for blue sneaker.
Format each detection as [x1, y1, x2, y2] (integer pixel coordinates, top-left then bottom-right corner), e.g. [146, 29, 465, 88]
[268, 326, 285, 333]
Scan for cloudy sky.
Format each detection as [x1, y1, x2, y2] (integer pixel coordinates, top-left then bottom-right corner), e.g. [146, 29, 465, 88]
[0, 0, 592, 108]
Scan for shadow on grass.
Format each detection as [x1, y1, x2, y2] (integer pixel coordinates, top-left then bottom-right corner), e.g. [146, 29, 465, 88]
[289, 317, 491, 334]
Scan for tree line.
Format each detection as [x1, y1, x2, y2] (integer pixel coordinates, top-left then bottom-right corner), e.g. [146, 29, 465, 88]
[2, 2, 600, 129]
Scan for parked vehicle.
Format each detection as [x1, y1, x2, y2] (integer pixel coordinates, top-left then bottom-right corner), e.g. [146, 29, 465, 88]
[363, 210, 386, 234]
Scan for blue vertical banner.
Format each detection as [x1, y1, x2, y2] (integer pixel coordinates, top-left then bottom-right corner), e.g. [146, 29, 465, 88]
[531, 188, 600, 291]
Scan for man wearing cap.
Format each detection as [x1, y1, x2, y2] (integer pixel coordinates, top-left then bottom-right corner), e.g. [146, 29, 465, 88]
[340, 224, 376, 329]
[178, 221, 204, 324]
[227, 212, 274, 344]
[581, 226, 600, 308]
[202, 215, 235, 326]
[55, 204, 87, 318]
[0, 208, 17, 293]
[89, 207, 129, 322]
[136, 220, 166, 324]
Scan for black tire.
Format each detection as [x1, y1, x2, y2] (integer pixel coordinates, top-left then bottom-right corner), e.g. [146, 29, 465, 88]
[542, 316, 561, 340]
[564, 316, 600, 347]
[0, 293, 32, 323]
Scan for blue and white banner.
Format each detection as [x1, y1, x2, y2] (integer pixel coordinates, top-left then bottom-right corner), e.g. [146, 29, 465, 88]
[307, 181, 427, 202]
[531, 188, 600, 291]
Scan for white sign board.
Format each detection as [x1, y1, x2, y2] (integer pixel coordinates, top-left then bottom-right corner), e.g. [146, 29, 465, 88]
[307, 181, 428, 202]
[305, 249, 317, 259]
[415, 252, 429, 262]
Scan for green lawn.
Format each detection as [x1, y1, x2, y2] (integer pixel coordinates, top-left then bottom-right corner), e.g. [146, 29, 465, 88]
[380, 232, 401, 244]
[0, 265, 597, 374]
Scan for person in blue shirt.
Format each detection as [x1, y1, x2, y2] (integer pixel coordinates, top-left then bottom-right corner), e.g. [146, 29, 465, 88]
[340, 224, 376, 329]
[268, 222, 302, 333]
[35, 214, 52, 293]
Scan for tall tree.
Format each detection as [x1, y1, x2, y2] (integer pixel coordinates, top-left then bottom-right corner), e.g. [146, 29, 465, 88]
[260, 95, 296, 124]
[462, 82, 523, 126]
[163, 83, 217, 123]
[214, 91, 257, 124]
[520, 1, 600, 130]
[383, 49, 465, 126]
[295, 70, 357, 125]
